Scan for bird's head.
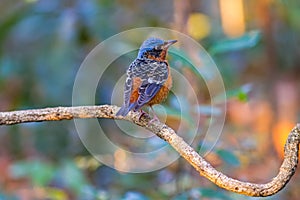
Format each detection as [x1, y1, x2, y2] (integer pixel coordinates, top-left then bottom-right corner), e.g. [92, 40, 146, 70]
[137, 37, 177, 61]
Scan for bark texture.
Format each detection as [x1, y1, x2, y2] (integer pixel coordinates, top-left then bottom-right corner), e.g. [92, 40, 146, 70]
[0, 105, 299, 196]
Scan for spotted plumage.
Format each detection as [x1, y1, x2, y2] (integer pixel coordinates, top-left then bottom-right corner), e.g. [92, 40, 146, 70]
[116, 37, 177, 117]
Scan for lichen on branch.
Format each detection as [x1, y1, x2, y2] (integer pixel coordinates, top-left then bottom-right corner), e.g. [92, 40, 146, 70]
[0, 105, 299, 197]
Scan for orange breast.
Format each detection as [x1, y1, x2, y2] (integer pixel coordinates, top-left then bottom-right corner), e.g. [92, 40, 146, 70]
[147, 66, 172, 106]
[129, 65, 172, 106]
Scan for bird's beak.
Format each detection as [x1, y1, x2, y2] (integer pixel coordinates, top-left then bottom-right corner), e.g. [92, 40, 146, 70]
[163, 39, 177, 49]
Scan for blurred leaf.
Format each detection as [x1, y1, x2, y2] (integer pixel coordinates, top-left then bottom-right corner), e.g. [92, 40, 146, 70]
[119, 173, 154, 190]
[226, 84, 252, 102]
[170, 47, 219, 83]
[171, 192, 189, 200]
[10, 160, 55, 186]
[169, 47, 192, 67]
[214, 84, 252, 103]
[30, 160, 55, 186]
[44, 187, 68, 200]
[9, 161, 28, 178]
[78, 185, 110, 200]
[59, 160, 87, 193]
[198, 188, 232, 200]
[122, 191, 150, 200]
[75, 156, 101, 171]
[237, 91, 248, 102]
[209, 31, 261, 55]
[173, 187, 232, 200]
[216, 149, 240, 167]
[170, 48, 202, 80]
[78, 185, 98, 200]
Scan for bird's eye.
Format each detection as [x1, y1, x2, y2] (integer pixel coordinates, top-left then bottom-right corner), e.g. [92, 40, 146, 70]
[154, 46, 161, 50]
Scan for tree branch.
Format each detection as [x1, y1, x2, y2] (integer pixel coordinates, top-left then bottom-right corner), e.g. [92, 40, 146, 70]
[0, 105, 299, 196]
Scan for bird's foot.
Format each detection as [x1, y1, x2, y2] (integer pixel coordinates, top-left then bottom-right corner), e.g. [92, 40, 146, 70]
[148, 115, 160, 125]
[137, 107, 160, 125]
[148, 106, 160, 125]
[138, 110, 147, 121]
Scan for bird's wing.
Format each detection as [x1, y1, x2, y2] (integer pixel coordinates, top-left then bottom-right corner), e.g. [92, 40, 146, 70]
[131, 59, 169, 110]
[123, 61, 135, 108]
[116, 61, 135, 116]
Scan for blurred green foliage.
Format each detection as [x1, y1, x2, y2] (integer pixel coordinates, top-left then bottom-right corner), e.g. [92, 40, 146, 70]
[209, 31, 261, 56]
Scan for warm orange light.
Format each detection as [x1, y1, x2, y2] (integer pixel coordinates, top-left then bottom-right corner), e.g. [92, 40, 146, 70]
[272, 121, 295, 158]
[220, 0, 245, 37]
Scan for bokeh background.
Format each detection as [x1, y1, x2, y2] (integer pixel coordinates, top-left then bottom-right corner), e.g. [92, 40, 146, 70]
[0, 0, 300, 199]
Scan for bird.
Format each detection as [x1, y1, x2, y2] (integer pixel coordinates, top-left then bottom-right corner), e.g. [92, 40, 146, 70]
[116, 37, 177, 119]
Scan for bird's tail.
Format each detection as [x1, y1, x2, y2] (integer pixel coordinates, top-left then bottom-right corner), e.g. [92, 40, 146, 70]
[116, 103, 136, 116]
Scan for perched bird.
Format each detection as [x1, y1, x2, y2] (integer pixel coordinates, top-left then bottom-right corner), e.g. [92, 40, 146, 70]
[116, 37, 177, 118]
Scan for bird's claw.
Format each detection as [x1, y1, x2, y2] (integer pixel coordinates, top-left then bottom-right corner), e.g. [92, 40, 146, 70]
[137, 109, 160, 125]
[148, 106, 160, 125]
[138, 110, 147, 121]
[148, 115, 159, 125]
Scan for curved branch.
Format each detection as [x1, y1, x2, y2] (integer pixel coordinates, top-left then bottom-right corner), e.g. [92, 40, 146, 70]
[0, 105, 299, 196]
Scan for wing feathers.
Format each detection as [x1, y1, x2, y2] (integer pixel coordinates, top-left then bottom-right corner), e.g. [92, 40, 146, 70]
[116, 59, 168, 116]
